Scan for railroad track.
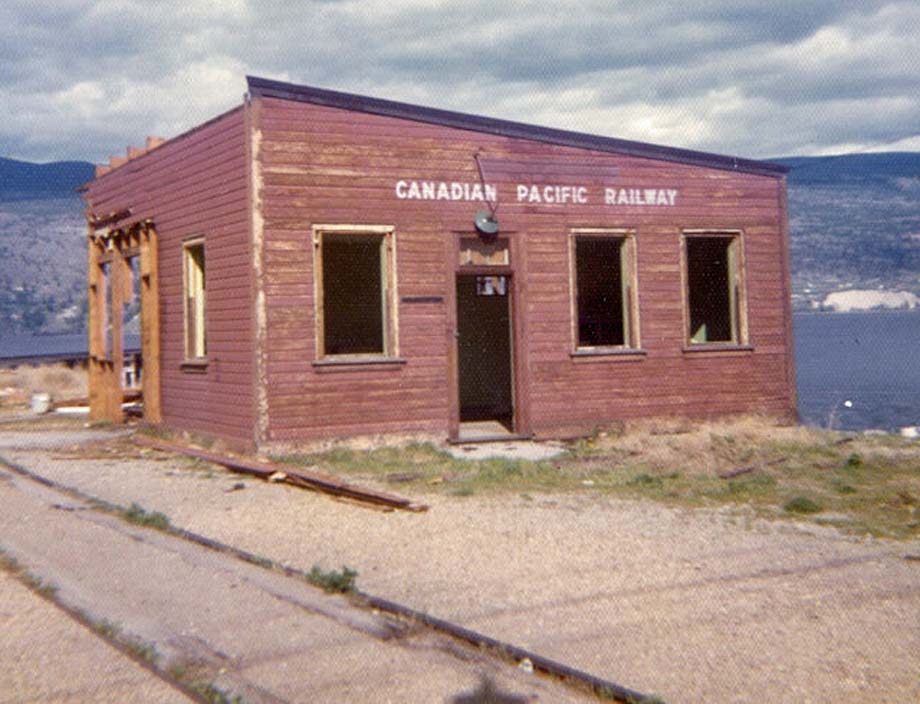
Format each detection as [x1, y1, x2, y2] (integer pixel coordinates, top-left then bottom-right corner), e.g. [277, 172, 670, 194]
[0, 452, 655, 703]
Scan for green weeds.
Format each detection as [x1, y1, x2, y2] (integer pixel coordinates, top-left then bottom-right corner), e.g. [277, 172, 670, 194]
[783, 496, 823, 514]
[272, 420, 919, 539]
[304, 565, 358, 593]
[188, 681, 245, 704]
[123, 502, 171, 531]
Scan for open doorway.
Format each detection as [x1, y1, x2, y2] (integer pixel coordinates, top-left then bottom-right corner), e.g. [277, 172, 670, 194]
[456, 273, 514, 439]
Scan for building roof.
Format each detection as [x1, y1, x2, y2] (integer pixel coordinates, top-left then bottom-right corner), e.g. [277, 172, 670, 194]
[0, 334, 141, 367]
[247, 75, 788, 178]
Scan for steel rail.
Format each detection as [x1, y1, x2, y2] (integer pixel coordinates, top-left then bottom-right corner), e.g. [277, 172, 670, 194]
[0, 452, 656, 703]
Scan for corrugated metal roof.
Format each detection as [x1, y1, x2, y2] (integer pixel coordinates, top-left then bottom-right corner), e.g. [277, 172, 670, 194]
[247, 75, 788, 178]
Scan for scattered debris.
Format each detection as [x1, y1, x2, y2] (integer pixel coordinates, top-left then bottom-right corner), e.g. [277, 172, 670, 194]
[50, 503, 84, 512]
[450, 677, 533, 704]
[134, 436, 428, 513]
[718, 457, 787, 480]
[385, 472, 423, 484]
[225, 482, 246, 493]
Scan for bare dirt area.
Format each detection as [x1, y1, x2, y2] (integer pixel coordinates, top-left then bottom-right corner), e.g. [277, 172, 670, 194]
[0, 364, 86, 416]
[2, 428, 919, 703]
[0, 570, 192, 704]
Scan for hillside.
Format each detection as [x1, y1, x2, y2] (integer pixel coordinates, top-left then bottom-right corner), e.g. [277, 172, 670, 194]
[0, 157, 94, 200]
[772, 152, 920, 310]
[0, 157, 94, 333]
[0, 152, 918, 335]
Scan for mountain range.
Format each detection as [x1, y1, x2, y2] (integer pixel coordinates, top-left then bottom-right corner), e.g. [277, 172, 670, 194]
[1, 152, 918, 335]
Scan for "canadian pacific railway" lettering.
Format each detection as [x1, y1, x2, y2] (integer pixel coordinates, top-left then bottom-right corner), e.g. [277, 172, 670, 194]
[394, 180, 678, 207]
[395, 180, 498, 202]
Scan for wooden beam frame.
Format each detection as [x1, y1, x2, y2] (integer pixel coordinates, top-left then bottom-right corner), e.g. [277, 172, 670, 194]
[87, 219, 160, 424]
[140, 224, 161, 423]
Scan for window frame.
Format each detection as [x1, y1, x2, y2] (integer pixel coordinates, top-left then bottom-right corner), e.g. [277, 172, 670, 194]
[312, 224, 399, 362]
[568, 228, 641, 354]
[182, 237, 207, 363]
[680, 229, 749, 348]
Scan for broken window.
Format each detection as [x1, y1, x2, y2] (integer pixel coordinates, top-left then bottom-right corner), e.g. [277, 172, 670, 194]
[684, 233, 745, 345]
[315, 227, 396, 358]
[183, 239, 206, 359]
[572, 232, 637, 349]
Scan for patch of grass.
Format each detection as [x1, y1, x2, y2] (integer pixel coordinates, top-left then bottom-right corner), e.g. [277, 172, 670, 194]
[78, 612, 160, 666]
[0, 550, 59, 598]
[123, 502, 172, 531]
[0, 552, 21, 573]
[248, 555, 274, 570]
[725, 473, 778, 498]
[93, 618, 121, 639]
[272, 418, 920, 539]
[624, 696, 666, 704]
[167, 662, 244, 704]
[123, 635, 159, 664]
[626, 473, 662, 487]
[783, 496, 823, 514]
[137, 424, 174, 440]
[831, 478, 858, 494]
[8, 568, 54, 598]
[304, 565, 358, 593]
[188, 680, 244, 704]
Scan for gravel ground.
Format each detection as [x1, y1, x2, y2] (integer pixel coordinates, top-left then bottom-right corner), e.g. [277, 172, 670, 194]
[0, 571, 192, 704]
[2, 432, 919, 704]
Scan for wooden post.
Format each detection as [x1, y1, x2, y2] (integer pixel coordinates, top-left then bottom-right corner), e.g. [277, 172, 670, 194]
[87, 232, 104, 420]
[140, 223, 161, 423]
[106, 240, 126, 423]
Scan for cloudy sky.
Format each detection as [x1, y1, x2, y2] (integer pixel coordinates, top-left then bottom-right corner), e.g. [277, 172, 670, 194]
[2, 0, 919, 163]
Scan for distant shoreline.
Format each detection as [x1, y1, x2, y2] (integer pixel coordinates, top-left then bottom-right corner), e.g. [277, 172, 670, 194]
[794, 307, 920, 316]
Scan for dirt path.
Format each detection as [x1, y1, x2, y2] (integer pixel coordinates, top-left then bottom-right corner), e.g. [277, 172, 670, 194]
[0, 569, 193, 704]
[0, 455, 591, 703]
[3, 430, 919, 703]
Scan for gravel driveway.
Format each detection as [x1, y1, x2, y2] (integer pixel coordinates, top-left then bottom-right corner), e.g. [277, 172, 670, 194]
[2, 430, 918, 703]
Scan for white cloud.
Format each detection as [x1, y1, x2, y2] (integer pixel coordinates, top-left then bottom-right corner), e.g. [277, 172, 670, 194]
[0, 0, 917, 162]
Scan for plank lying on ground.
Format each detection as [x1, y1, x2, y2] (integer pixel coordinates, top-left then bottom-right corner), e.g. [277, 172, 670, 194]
[51, 390, 142, 409]
[718, 456, 788, 480]
[134, 435, 428, 513]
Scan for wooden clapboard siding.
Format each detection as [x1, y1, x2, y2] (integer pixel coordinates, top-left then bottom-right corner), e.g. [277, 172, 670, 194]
[83, 108, 254, 445]
[84, 80, 795, 447]
[252, 94, 796, 442]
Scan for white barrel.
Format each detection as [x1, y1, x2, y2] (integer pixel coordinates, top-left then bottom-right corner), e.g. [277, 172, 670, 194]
[31, 393, 51, 414]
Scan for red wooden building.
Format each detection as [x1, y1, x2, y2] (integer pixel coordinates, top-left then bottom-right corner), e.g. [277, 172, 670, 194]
[82, 76, 796, 449]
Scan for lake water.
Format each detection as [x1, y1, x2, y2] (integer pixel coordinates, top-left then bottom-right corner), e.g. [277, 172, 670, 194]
[794, 310, 920, 431]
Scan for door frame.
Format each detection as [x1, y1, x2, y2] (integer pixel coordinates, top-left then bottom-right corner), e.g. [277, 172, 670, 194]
[446, 232, 530, 441]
